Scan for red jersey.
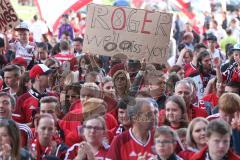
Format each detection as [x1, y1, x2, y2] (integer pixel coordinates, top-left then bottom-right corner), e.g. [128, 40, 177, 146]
[16, 89, 56, 123]
[106, 128, 155, 160]
[178, 147, 199, 160]
[184, 63, 197, 77]
[59, 112, 117, 146]
[17, 122, 33, 147]
[30, 138, 68, 160]
[64, 143, 108, 160]
[201, 93, 219, 107]
[54, 52, 75, 65]
[191, 146, 240, 160]
[222, 62, 240, 83]
[189, 104, 208, 120]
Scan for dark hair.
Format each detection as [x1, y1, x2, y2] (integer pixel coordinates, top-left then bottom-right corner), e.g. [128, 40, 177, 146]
[226, 28, 232, 35]
[73, 37, 83, 44]
[206, 119, 232, 137]
[62, 31, 70, 37]
[154, 126, 177, 141]
[3, 64, 21, 77]
[196, 50, 210, 69]
[226, 81, 240, 89]
[40, 96, 58, 106]
[166, 73, 180, 95]
[194, 43, 207, 53]
[37, 42, 48, 51]
[225, 43, 234, 56]
[0, 37, 4, 48]
[44, 58, 60, 68]
[0, 119, 21, 159]
[51, 43, 61, 56]
[62, 14, 69, 18]
[65, 82, 81, 96]
[16, 71, 30, 96]
[118, 96, 135, 109]
[165, 95, 186, 114]
[211, 19, 218, 26]
[0, 92, 16, 107]
[169, 65, 182, 73]
[33, 15, 38, 21]
[164, 95, 188, 127]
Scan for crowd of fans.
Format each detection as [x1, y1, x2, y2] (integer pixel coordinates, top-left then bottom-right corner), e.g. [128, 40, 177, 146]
[0, 2, 240, 160]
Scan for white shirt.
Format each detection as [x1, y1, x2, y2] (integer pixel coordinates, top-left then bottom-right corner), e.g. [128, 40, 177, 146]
[10, 41, 36, 63]
[30, 20, 48, 42]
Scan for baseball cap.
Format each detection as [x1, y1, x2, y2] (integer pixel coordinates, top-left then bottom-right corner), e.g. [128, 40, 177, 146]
[232, 43, 240, 51]
[29, 64, 52, 79]
[206, 33, 217, 41]
[15, 22, 29, 31]
[11, 57, 27, 68]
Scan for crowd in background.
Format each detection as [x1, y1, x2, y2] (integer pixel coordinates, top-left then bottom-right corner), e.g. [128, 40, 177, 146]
[0, 0, 240, 159]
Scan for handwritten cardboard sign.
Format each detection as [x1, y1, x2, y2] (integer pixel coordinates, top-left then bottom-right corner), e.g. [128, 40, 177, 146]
[0, 0, 20, 31]
[83, 3, 173, 64]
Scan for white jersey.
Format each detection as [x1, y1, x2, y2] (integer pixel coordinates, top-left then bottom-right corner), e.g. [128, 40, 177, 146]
[10, 41, 36, 63]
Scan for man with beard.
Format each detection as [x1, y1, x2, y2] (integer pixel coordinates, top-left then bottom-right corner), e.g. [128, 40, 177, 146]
[190, 51, 215, 99]
[106, 98, 158, 160]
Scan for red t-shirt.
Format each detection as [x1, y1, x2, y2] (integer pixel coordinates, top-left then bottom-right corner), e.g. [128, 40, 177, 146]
[178, 148, 197, 160]
[65, 144, 108, 160]
[16, 89, 57, 123]
[54, 52, 75, 65]
[16, 91, 39, 123]
[190, 105, 209, 120]
[59, 111, 117, 146]
[106, 128, 155, 160]
[201, 93, 219, 107]
[184, 63, 197, 77]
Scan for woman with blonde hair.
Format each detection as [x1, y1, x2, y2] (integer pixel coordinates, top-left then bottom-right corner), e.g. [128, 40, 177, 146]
[178, 117, 209, 160]
[112, 70, 131, 99]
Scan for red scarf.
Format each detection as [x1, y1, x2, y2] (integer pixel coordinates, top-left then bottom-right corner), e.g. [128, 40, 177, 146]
[31, 138, 54, 160]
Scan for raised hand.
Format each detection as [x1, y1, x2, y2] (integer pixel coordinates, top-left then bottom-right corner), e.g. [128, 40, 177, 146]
[231, 112, 240, 130]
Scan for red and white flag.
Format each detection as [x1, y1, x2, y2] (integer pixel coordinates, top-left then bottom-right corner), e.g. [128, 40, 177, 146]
[34, 0, 92, 32]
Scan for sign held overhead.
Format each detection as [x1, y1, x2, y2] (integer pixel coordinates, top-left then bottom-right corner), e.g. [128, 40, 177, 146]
[83, 3, 173, 64]
[0, 0, 20, 32]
